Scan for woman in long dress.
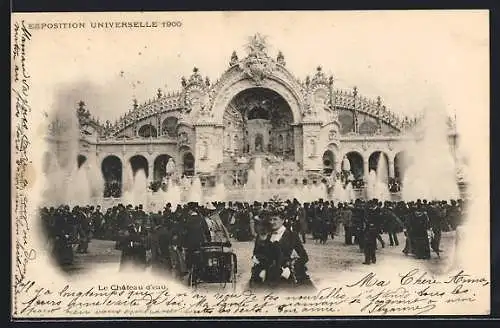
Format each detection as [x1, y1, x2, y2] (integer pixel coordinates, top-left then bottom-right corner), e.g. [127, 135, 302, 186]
[249, 210, 315, 291]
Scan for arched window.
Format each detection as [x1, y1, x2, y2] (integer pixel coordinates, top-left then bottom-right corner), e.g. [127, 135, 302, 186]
[161, 117, 178, 137]
[138, 124, 158, 138]
[359, 121, 378, 135]
[322, 150, 335, 174]
[183, 152, 195, 176]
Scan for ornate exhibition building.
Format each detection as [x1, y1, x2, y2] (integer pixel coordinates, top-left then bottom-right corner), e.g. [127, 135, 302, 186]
[45, 35, 461, 203]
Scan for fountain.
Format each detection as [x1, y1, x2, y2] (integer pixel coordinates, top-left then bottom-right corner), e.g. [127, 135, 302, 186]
[345, 182, 356, 201]
[187, 175, 203, 203]
[211, 180, 227, 203]
[66, 164, 92, 207]
[366, 155, 390, 201]
[43, 99, 102, 207]
[162, 178, 182, 209]
[401, 95, 460, 201]
[331, 175, 355, 202]
[245, 156, 265, 201]
[332, 177, 347, 201]
[123, 169, 148, 208]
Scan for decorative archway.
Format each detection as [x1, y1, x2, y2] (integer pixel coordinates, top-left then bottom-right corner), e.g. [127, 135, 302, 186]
[212, 77, 304, 125]
[345, 151, 364, 180]
[154, 154, 172, 182]
[368, 151, 390, 181]
[101, 155, 122, 198]
[222, 87, 296, 159]
[129, 155, 149, 178]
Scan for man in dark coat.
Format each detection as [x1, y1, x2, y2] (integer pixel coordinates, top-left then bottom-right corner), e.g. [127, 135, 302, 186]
[76, 207, 91, 253]
[363, 221, 378, 264]
[411, 202, 431, 260]
[352, 200, 366, 251]
[119, 220, 149, 271]
[183, 203, 211, 269]
[381, 202, 403, 247]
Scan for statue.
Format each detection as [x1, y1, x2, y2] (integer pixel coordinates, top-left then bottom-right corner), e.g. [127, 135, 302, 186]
[341, 155, 351, 172]
[166, 158, 176, 176]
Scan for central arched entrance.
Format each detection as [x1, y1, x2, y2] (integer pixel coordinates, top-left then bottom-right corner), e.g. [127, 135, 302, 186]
[222, 87, 295, 161]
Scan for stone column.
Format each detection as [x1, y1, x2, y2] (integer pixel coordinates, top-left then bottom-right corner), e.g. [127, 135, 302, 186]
[148, 159, 155, 186]
[388, 158, 395, 178]
[363, 159, 369, 181]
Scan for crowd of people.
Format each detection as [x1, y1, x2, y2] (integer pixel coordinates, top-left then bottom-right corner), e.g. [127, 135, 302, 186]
[40, 197, 465, 288]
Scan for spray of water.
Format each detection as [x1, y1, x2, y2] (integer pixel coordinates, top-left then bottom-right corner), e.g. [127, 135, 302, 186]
[366, 155, 390, 201]
[401, 94, 460, 201]
[187, 175, 203, 203]
[43, 92, 103, 207]
[123, 169, 149, 207]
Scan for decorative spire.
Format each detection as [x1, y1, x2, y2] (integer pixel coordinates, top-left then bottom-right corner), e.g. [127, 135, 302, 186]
[181, 76, 187, 87]
[328, 76, 334, 86]
[376, 96, 382, 108]
[353, 86, 358, 97]
[230, 51, 239, 66]
[157, 88, 162, 99]
[133, 98, 138, 110]
[277, 51, 285, 66]
[246, 33, 268, 56]
[205, 77, 211, 87]
[77, 100, 90, 124]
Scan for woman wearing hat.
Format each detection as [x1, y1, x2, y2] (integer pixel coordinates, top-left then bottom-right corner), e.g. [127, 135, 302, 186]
[249, 208, 314, 291]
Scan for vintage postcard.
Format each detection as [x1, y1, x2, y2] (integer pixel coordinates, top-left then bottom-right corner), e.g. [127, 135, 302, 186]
[11, 10, 490, 318]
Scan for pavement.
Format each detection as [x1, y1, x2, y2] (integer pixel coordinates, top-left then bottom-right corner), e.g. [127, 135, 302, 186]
[62, 231, 456, 290]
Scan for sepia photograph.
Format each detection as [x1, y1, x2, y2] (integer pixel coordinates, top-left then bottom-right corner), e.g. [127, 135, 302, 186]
[12, 10, 490, 318]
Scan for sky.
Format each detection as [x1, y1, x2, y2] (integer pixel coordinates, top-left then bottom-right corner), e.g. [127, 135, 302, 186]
[16, 10, 489, 158]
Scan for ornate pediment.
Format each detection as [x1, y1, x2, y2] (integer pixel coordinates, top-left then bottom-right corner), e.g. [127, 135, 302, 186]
[181, 67, 211, 115]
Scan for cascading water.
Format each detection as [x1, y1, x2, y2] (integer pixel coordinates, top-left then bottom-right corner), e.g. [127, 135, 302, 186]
[245, 157, 264, 201]
[345, 182, 356, 201]
[66, 163, 92, 207]
[123, 169, 149, 208]
[212, 180, 227, 203]
[366, 155, 390, 201]
[161, 178, 181, 209]
[43, 97, 98, 207]
[401, 95, 460, 201]
[187, 175, 203, 203]
[87, 161, 105, 200]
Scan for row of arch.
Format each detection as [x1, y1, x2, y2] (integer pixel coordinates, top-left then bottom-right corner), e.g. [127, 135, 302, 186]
[77, 153, 195, 198]
[136, 117, 179, 138]
[322, 150, 411, 180]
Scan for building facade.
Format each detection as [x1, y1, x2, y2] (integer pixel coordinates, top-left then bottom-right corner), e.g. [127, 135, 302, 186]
[45, 34, 459, 200]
